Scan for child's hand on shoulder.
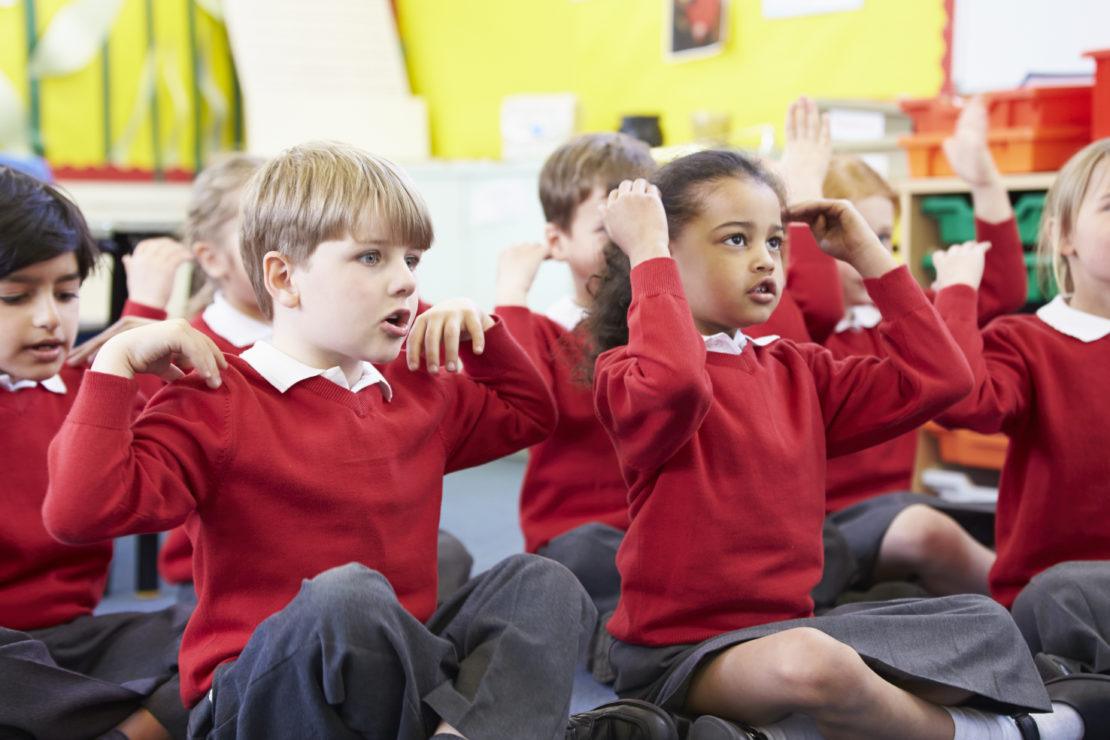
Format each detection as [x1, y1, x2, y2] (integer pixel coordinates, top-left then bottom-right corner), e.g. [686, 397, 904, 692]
[600, 179, 669, 267]
[495, 242, 550, 306]
[942, 97, 1000, 189]
[122, 238, 193, 310]
[932, 240, 991, 291]
[785, 199, 898, 279]
[67, 315, 158, 367]
[780, 96, 831, 204]
[407, 298, 495, 374]
[92, 319, 227, 388]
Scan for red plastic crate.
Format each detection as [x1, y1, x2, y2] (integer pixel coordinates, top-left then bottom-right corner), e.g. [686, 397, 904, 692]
[1085, 49, 1110, 139]
[899, 97, 961, 134]
[984, 86, 1092, 131]
[900, 126, 1090, 177]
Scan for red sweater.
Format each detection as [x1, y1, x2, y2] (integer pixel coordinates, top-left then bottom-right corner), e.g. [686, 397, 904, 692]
[936, 305, 1110, 607]
[823, 217, 1027, 510]
[595, 259, 973, 646]
[747, 224, 843, 344]
[156, 312, 256, 585]
[1, 301, 161, 630]
[496, 307, 628, 551]
[44, 321, 555, 706]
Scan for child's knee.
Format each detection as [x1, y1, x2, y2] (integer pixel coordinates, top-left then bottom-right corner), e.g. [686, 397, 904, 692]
[304, 562, 399, 616]
[882, 505, 964, 563]
[766, 628, 866, 711]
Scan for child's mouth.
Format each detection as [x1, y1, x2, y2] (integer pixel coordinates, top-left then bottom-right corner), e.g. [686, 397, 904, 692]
[747, 279, 778, 304]
[25, 340, 64, 361]
[381, 309, 411, 338]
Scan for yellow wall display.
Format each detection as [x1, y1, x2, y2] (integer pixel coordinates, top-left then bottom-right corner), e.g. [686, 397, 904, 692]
[0, 0, 239, 173]
[396, 0, 947, 159]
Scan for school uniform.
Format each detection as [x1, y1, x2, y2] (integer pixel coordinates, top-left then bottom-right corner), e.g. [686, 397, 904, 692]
[1012, 561, 1110, 675]
[936, 295, 1110, 607]
[497, 300, 628, 617]
[0, 361, 189, 739]
[821, 217, 1026, 584]
[593, 257, 1048, 713]
[44, 323, 595, 739]
[162, 294, 475, 604]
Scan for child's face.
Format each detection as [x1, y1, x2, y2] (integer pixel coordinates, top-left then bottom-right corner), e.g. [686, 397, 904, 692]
[0, 253, 81, 381]
[550, 186, 609, 287]
[671, 177, 786, 334]
[1063, 158, 1110, 294]
[285, 226, 422, 366]
[839, 195, 895, 307]
[217, 216, 263, 316]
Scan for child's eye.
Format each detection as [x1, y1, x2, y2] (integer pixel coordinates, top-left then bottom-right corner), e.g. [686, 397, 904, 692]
[359, 251, 381, 266]
[405, 254, 421, 270]
[724, 233, 747, 247]
[767, 236, 784, 252]
[0, 294, 27, 305]
[57, 291, 80, 302]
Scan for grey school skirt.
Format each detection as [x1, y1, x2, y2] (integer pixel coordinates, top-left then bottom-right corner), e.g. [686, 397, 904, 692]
[829, 492, 996, 585]
[609, 595, 1050, 714]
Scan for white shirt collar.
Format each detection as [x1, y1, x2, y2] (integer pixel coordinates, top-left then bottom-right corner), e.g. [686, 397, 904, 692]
[701, 332, 779, 355]
[544, 295, 589, 331]
[1036, 296, 1110, 343]
[0, 373, 67, 394]
[240, 341, 393, 401]
[202, 292, 272, 349]
[835, 303, 884, 334]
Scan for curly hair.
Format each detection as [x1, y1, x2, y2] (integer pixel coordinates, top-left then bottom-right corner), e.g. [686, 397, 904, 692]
[579, 149, 786, 382]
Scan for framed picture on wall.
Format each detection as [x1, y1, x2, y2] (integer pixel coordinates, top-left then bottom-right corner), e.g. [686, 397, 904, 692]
[667, 0, 727, 61]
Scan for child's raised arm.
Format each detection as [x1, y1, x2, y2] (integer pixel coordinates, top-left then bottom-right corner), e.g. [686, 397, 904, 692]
[593, 180, 713, 472]
[44, 321, 228, 544]
[942, 96, 1027, 318]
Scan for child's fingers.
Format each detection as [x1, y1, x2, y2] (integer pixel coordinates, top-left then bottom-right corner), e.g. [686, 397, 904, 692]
[463, 310, 486, 355]
[423, 315, 444, 373]
[820, 112, 831, 146]
[803, 97, 819, 137]
[156, 364, 186, 384]
[785, 99, 799, 141]
[406, 316, 426, 370]
[441, 314, 462, 372]
[617, 179, 633, 196]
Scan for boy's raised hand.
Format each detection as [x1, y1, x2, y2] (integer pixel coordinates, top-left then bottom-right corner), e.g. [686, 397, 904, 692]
[66, 315, 158, 367]
[780, 96, 832, 204]
[600, 179, 669, 267]
[942, 97, 998, 188]
[933, 240, 991, 291]
[785, 199, 898, 279]
[123, 237, 193, 310]
[495, 242, 551, 306]
[406, 298, 495, 374]
[91, 319, 226, 388]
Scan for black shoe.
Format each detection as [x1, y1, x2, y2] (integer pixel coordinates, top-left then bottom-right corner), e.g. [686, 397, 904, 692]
[1046, 673, 1110, 740]
[566, 699, 679, 740]
[687, 715, 763, 739]
[1035, 652, 1085, 681]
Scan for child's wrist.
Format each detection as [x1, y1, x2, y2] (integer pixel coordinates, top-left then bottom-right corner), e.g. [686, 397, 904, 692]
[90, 339, 138, 379]
[627, 242, 669, 268]
[850, 244, 899, 280]
[494, 284, 530, 307]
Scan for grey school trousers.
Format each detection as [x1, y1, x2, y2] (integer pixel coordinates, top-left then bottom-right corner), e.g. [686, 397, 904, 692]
[1012, 560, 1110, 674]
[187, 553, 596, 740]
[0, 605, 191, 740]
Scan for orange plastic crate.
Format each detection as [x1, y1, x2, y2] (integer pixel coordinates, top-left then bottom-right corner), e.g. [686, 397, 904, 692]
[899, 97, 961, 134]
[900, 125, 1090, 177]
[1085, 49, 1110, 139]
[984, 86, 1092, 131]
[924, 423, 1008, 470]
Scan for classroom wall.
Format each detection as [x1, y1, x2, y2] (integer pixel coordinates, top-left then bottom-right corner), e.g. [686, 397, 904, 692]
[395, 0, 948, 159]
[0, 0, 239, 172]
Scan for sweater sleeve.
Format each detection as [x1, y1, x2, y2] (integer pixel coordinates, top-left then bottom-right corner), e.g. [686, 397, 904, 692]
[494, 305, 558, 389]
[439, 318, 558, 472]
[785, 223, 844, 344]
[975, 216, 1027, 324]
[44, 371, 230, 544]
[593, 257, 714, 472]
[121, 300, 168, 320]
[804, 265, 974, 457]
[935, 316, 1031, 434]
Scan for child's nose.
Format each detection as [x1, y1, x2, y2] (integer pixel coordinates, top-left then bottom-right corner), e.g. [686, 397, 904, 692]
[752, 243, 777, 271]
[391, 262, 417, 296]
[32, 295, 61, 329]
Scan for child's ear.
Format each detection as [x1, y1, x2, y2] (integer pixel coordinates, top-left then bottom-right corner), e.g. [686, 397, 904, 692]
[193, 241, 228, 281]
[546, 222, 568, 262]
[263, 251, 299, 310]
[1048, 217, 1075, 257]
